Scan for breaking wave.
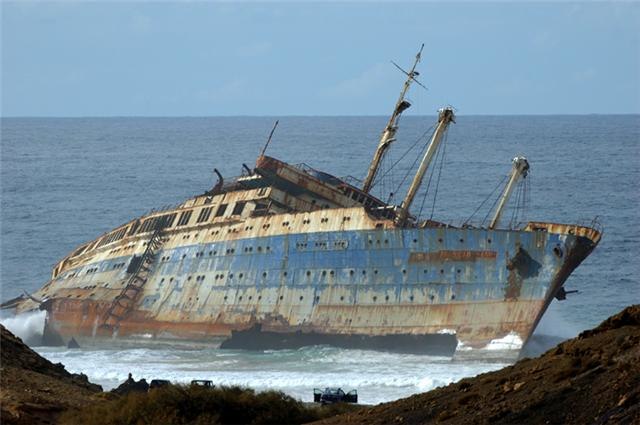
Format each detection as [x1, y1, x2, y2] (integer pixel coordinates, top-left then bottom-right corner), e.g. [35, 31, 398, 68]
[0, 310, 46, 346]
[34, 343, 509, 404]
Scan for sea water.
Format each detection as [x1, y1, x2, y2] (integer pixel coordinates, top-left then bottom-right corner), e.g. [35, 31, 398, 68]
[1, 115, 638, 403]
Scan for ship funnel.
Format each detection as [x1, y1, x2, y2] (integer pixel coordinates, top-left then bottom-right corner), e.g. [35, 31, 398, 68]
[489, 156, 530, 230]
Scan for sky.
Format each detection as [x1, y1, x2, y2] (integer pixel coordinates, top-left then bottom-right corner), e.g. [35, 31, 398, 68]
[1, 1, 639, 116]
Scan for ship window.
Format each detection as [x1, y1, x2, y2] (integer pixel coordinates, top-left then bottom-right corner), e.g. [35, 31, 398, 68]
[373, 296, 377, 302]
[197, 207, 213, 223]
[410, 295, 414, 301]
[128, 221, 140, 235]
[231, 202, 246, 216]
[279, 296, 283, 300]
[215, 204, 227, 217]
[385, 295, 389, 301]
[299, 296, 304, 301]
[451, 294, 456, 300]
[177, 210, 193, 226]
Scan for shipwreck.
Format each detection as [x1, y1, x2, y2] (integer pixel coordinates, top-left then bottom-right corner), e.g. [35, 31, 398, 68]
[6, 47, 601, 355]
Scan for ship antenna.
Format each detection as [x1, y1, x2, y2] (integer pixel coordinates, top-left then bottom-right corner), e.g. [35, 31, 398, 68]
[362, 44, 426, 194]
[260, 120, 279, 157]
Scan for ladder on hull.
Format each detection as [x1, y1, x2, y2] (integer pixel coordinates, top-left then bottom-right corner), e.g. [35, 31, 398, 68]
[100, 224, 166, 331]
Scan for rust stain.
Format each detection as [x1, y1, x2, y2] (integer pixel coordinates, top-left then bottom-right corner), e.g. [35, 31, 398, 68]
[409, 250, 497, 263]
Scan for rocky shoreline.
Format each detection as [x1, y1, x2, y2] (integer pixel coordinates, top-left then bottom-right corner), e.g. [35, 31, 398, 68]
[1, 305, 638, 424]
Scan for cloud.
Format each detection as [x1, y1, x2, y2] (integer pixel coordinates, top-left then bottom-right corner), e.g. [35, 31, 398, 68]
[323, 62, 392, 99]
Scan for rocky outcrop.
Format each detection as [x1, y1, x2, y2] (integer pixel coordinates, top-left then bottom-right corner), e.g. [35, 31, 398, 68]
[0, 325, 102, 425]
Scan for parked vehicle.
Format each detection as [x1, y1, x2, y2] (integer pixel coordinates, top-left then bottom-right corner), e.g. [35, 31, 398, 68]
[191, 380, 214, 388]
[313, 387, 358, 404]
[149, 379, 171, 390]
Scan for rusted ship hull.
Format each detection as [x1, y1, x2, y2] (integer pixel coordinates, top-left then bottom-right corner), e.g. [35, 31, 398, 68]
[17, 206, 600, 353]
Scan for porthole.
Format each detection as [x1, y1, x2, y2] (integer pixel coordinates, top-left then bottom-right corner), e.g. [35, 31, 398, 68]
[262, 272, 267, 278]
[362, 270, 366, 275]
[258, 296, 262, 300]
[248, 296, 252, 300]
[373, 296, 377, 302]
[283, 271, 288, 277]
[440, 269, 444, 274]
[438, 238, 443, 243]
[487, 238, 492, 244]
[350, 270, 355, 275]
[429, 294, 435, 301]
[279, 295, 284, 300]
[409, 295, 414, 302]
[340, 296, 344, 301]
[451, 294, 456, 300]
[322, 270, 327, 276]
[306, 271, 311, 276]
[402, 269, 406, 274]
[299, 296, 304, 301]
[224, 296, 228, 300]
[239, 273, 243, 279]
[238, 296, 243, 301]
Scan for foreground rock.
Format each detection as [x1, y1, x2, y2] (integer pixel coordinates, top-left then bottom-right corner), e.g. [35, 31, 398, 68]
[0, 324, 102, 425]
[313, 305, 640, 425]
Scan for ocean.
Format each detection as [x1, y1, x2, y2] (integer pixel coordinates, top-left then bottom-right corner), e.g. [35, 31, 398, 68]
[1, 115, 638, 403]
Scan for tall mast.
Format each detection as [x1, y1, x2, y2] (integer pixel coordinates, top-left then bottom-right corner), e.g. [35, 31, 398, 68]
[396, 107, 455, 225]
[361, 44, 424, 194]
[489, 156, 530, 229]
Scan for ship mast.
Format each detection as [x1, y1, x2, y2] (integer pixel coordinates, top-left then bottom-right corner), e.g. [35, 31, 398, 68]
[361, 45, 425, 194]
[488, 156, 530, 229]
[396, 107, 455, 225]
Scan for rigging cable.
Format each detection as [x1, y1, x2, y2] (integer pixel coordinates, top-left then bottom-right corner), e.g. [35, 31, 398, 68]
[481, 172, 512, 228]
[463, 173, 509, 227]
[370, 123, 436, 191]
[417, 131, 444, 219]
[429, 127, 449, 220]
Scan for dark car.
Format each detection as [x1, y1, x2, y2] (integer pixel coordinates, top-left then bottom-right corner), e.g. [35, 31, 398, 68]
[149, 379, 171, 390]
[313, 387, 358, 404]
[191, 380, 214, 388]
